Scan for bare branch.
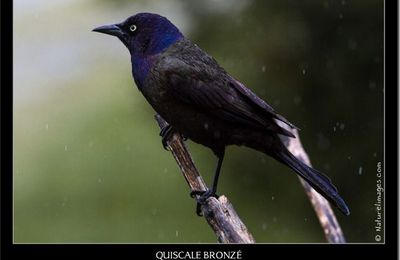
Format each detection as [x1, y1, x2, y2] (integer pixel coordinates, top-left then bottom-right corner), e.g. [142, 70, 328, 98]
[155, 114, 346, 243]
[155, 115, 255, 243]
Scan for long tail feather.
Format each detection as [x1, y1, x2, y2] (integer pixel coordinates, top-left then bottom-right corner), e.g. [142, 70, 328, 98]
[273, 150, 350, 216]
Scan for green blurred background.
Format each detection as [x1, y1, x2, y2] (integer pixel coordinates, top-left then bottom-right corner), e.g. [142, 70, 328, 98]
[14, 0, 383, 243]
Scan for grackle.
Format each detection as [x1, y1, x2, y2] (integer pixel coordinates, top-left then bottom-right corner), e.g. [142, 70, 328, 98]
[93, 13, 350, 216]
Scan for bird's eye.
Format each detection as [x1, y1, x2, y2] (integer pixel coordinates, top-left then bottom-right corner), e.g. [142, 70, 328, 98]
[129, 24, 137, 32]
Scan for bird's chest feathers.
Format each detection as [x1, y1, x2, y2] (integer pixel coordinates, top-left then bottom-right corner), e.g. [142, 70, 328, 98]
[131, 54, 157, 90]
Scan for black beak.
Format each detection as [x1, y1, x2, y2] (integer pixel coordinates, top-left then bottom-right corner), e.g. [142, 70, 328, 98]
[92, 24, 124, 38]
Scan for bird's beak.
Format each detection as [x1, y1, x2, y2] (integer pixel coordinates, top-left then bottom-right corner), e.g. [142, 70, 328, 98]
[92, 24, 123, 38]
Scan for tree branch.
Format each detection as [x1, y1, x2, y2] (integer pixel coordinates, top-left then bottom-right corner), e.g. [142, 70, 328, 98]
[154, 115, 346, 243]
[155, 115, 255, 243]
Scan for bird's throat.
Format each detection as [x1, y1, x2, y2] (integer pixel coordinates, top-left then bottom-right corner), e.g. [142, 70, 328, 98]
[131, 54, 157, 90]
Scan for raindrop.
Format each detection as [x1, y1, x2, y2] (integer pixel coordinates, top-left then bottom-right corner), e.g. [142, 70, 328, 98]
[301, 69, 306, 75]
[348, 39, 357, 50]
[358, 167, 363, 175]
[271, 196, 275, 201]
[317, 133, 330, 150]
[64, 145, 68, 151]
[333, 126, 337, 132]
[323, 163, 331, 170]
[369, 81, 377, 89]
[293, 96, 302, 105]
[326, 60, 334, 69]
[261, 65, 266, 72]
[373, 152, 377, 157]
[273, 99, 281, 106]
[339, 123, 345, 130]
[157, 232, 165, 239]
[175, 230, 179, 237]
[98, 178, 103, 183]
[262, 223, 268, 230]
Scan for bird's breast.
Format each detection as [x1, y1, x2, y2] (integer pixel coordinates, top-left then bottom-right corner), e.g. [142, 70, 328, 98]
[131, 54, 158, 89]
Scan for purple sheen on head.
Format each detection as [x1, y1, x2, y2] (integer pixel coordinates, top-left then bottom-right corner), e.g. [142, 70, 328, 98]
[129, 13, 183, 55]
[127, 13, 184, 88]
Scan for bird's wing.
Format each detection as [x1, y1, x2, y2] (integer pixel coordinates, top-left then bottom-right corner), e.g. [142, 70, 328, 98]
[160, 57, 295, 137]
[229, 79, 299, 130]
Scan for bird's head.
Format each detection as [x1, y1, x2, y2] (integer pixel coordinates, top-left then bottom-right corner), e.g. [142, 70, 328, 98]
[93, 13, 183, 56]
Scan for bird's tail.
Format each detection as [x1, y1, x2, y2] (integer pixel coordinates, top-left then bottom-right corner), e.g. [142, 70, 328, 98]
[271, 148, 350, 216]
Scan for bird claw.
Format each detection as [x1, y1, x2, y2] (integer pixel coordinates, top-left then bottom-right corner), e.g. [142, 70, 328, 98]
[189, 189, 219, 216]
[159, 125, 188, 150]
[159, 125, 173, 150]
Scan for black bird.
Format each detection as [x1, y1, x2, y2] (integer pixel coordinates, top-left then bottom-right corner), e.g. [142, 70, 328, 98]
[93, 13, 350, 216]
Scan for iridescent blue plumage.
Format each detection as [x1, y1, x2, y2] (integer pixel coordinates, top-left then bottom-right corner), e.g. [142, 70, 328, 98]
[125, 13, 183, 88]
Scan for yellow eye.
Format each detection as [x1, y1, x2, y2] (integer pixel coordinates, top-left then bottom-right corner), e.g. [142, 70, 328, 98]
[130, 24, 137, 32]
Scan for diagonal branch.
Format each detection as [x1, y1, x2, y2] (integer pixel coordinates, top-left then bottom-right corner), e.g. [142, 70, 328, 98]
[155, 115, 255, 243]
[155, 115, 346, 243]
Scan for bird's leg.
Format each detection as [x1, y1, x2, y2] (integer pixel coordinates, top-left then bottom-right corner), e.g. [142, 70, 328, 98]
[159, 124, 174, 150]
[190, 150, 225, 216]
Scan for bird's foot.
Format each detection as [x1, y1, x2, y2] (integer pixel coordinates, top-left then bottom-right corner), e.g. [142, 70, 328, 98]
[190, 189, 219, 216]
[159, 125, 174, 150]
[159, 125, 188, 150]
